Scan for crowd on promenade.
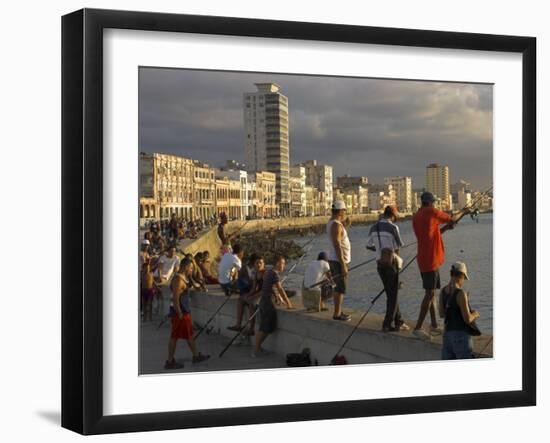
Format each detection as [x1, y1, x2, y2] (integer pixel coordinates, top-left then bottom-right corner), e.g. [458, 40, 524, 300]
[142, 214, 216, 244]
[140, 191, 485, 370]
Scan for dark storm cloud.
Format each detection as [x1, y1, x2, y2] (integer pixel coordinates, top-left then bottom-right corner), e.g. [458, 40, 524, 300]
[139, 68, 493, 189]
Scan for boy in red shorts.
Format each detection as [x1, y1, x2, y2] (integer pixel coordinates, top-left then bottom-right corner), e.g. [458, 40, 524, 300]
[165, 258, 210, 370]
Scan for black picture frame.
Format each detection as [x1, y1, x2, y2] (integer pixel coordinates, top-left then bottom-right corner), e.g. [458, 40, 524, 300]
[61, 8, 536, 435]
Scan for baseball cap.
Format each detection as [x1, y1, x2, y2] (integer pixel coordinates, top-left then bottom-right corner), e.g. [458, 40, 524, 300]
[420, 191, 435, 203]
[451, 261, 469, 280]
[332, 200, 346, 211]
[141, 239, 150, 245]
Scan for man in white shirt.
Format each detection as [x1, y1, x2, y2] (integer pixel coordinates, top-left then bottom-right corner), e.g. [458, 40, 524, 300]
[155, 246, 181, 282]
[366, 206, 408, 332]
[218, 244, 244, 296]
[302, 252, 333, 311]
[154, 246, 181, 315]
[327, 200, 352, 321]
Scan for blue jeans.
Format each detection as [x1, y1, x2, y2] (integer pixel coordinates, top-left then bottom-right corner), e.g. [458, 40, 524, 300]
[442, 330, 473, 360]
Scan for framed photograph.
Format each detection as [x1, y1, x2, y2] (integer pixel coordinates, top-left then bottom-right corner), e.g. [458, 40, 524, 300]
[62, 8, 536, 435]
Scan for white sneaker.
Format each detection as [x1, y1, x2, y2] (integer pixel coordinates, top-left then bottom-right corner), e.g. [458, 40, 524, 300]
[413, 329, 432, 341]
[430, 326, 443, 336]
[398, 323, 411, 331]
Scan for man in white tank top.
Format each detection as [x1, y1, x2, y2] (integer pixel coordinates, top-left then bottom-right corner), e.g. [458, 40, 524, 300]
[326, 200, 352, 321]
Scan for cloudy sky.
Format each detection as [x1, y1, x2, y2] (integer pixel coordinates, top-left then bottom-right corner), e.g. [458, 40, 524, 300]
[139, 67, 493, 190]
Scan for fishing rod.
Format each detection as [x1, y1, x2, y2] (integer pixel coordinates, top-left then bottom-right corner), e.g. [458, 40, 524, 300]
[330, 185, 494, 362]
[219, 235, 317, 358]
[305, 240, 418, 291]
[330, 252, 419, 363]
[458, 186, 492, 219]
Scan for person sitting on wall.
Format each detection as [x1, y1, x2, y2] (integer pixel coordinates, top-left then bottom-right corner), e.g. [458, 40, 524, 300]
[184, 253, 206, 291]
[200, 250, 219, 285]
[227, 255, 265, 335]
[218, 244, 244, 296]
[302, 252, 334, 312]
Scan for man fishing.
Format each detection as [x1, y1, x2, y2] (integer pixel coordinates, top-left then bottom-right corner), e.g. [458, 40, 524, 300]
[217, 212, 230, 253]
[326, 200, 352, 321]
[218, 244, 244, 296]
[366, 206, 409, 332]
[253, 255, 293, 357]
[412, 192, 470, 340]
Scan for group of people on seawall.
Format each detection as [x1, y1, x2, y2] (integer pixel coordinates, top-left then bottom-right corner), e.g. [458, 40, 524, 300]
[140, 189, 489, 370]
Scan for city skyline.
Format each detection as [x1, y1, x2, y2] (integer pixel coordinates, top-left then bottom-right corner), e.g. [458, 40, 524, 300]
[139, 67, 493, 189]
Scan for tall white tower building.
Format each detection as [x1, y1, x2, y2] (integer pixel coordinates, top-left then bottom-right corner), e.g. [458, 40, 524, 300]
[425, 163, 451, 210]
[243, 83, 290, 216]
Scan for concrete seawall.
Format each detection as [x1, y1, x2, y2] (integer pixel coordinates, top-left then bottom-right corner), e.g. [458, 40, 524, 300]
[189, 288, 493, 366]
[176, 215, 383, 265]
[226, 213, 384, 236]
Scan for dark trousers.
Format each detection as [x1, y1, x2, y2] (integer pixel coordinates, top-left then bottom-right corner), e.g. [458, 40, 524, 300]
[377, 262, 402, 328]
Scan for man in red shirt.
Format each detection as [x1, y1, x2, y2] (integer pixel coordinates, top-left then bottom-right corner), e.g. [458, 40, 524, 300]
[412, 192, 469, 340]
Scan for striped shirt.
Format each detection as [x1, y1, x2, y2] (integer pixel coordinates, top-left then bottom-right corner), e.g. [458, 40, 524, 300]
[366, 218, 404, 260]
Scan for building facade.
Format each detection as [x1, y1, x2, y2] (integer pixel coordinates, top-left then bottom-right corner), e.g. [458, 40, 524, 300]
[192, 160, 216, 220]
[334, 186, 369, 214]
[243, 83, 290, 215]
[384, 176, 413, 213]
[254, 171, 277, 218]
[289, 165, 306, 217]
[215, 177, 230, 217]
[368, 183, 396, 213]
[302, 159, 333, 215]
[218, 168, 249, 220]
[457, 189, 472, 208]
[139, 152, 194, 220]
[336, 175, 368, 188]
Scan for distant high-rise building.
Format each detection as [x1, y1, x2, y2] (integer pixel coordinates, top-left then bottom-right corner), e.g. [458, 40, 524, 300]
[302, 160, 333, 215]
[451, 179, 471, 208]
[243, 83, 290, 216]
[450, 179, 470, 195]
[384, 176, 412, 213]
[426, 163, 451, 210]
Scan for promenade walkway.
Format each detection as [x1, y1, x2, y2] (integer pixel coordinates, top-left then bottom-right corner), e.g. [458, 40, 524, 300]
[139, 285, 493, 375]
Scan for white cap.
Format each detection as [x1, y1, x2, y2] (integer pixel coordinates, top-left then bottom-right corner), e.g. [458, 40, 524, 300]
[451, 261, 469, 280]
[332, 200, 347, 211]
[141, 239, 150, 245]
